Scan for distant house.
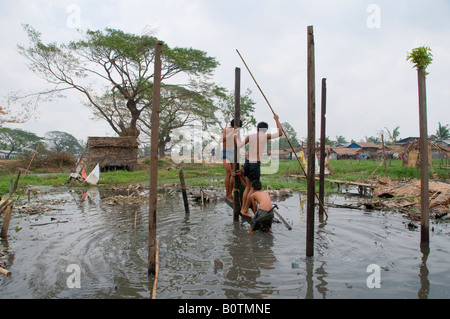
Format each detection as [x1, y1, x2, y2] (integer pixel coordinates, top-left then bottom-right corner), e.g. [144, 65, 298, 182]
[396, 137, 419, 145]
[347, 142, 382, 159]
[0, 150, 18, 159]
[330, 147, 362, 160]
[87, 137, 139, 171]
[405, 140, 432, 168]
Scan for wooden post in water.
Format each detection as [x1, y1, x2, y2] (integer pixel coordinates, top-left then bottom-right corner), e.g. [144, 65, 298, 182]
[233, 67, 241, 222]
[179, 169, 190, 215]
[319, 78, 326, 220]
[306, 26, 316, 257]
[418, 69, 430, 243]
[1, 205, 12, 238]
[148, 40, 163, 275]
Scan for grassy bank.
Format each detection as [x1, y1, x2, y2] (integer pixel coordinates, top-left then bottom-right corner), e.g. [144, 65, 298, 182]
[0, 158, 448, 196]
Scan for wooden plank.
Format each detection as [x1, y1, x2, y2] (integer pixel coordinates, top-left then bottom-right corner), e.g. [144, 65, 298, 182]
[290, 175, 374, 188]
[225, 198, 252, 224]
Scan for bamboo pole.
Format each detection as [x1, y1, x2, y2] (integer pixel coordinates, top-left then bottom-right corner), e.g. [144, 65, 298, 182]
[365, 161, 385, 182]
[148, 40, 164, 275]
[233, 67, 242, 222]
[418, 69, 430, 243]
[236, 49, 328, 219]
[306, 25, 316, 257]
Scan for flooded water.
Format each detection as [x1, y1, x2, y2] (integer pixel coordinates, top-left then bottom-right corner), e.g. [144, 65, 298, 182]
[1, 187, 449, 299]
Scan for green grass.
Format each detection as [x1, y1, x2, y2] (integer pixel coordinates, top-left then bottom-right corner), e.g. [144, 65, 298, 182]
[329, 158, 449, 182]
[0, 172, 69, 195]
[1, 158, 448, 197]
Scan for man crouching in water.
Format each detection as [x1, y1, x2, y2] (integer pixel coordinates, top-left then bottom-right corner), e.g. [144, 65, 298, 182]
[248, 180, 275, 234]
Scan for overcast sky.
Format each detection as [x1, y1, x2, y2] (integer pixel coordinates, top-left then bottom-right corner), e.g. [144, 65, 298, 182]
[1, 0, 449, 144]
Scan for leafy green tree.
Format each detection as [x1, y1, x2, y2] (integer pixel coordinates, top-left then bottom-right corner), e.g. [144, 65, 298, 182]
[138, 83, 224, 157]
[197, 88, 257, 155]
[13, 25, 221, 141]
[279, 122, 300, 150]
[212, 88, 257, 131]
[0, 128, 42, 158]
[407, 46, 433, 74]
[45, 131, 82, 154]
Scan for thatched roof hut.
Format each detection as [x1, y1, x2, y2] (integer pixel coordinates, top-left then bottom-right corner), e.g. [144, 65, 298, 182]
[87, 137, 139, 171]
[331, 147, 362, 160]
[405, 140, 435, 168]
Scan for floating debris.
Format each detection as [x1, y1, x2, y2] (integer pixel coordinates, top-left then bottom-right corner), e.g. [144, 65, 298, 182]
[16, 198, 68, 215]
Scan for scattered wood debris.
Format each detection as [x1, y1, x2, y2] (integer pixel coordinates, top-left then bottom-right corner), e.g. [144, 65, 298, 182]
[341, 177, 450, 220]
[16, 198, 68, 215]
[102, 193, 160, 205]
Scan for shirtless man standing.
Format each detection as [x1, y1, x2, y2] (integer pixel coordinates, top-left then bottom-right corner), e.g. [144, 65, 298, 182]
[235, 114, 282, 217]
[222, 119, 241, 201]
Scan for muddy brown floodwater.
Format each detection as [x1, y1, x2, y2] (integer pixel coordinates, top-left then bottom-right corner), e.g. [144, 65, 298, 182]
[1, 186, 449, 299]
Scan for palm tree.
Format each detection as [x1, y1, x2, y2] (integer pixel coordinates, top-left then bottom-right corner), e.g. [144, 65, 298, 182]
[384, 126, 400, 144]
[335, 135, 348, 146]
[430, 122, 450, 141]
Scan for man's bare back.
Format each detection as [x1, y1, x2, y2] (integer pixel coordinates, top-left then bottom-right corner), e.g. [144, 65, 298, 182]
[251, 191, 272, 212]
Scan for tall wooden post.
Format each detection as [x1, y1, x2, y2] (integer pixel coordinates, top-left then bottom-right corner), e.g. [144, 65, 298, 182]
[233, 68, 242, 221]
[306, 26, 316, 257]
[418, 69, 430, 243]
[148, 40, 163, 275]
[319, 78, 326, 220]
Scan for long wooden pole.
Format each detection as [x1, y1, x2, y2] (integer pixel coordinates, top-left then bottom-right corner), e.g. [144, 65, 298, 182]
[236, 50, 328, 219]
[148, 40, 163, 275]
[233, 67, 242, 221]
[319, 78, 327, 220]
[306, 25, 316, 257]
[418, 69, 430, 243]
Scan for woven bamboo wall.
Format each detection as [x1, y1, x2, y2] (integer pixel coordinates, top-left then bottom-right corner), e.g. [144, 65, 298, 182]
[87, 137, 139, 171]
